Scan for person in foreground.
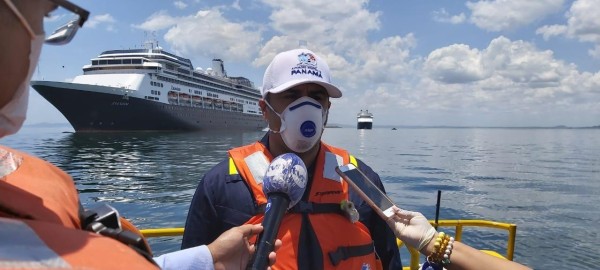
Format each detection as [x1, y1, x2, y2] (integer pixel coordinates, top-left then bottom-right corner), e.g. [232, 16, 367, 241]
[182, 48, 402, 269]
[0, 0, 279, 269]
[387, 206, 532, 270]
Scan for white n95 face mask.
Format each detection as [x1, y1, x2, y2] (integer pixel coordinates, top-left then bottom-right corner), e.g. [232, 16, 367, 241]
[266, 96, 327, 153]
[0, 34, 43, 138]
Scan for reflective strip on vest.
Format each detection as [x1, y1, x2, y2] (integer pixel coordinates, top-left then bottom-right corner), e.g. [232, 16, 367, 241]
[244, 151, 269, 185]
[228, 157, 238, 175]
[0, 148, 23, 178]
[0, 217, 71, 268]
[323, 151, 343, 182]
[349, 155, 358, 167]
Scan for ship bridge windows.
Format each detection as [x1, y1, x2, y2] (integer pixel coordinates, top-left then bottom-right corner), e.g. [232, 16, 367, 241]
[177, 68, 191, 75]
[150, 81, 164, 87]
[92, 58, 143, 65]
[165, 63, 176, 70]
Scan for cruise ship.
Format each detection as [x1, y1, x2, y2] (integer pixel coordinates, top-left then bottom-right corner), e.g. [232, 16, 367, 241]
[31, 42, 265, 132]
[357, 110, 373, 129]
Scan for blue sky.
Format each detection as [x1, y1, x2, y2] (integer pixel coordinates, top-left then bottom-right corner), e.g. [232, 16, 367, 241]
[28, 0, 600, 127]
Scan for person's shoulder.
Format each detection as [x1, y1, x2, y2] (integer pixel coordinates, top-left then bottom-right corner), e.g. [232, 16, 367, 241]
[354, 157, 383, 185]
[355, 158, 376, 174]
[203, 158, 230, 180]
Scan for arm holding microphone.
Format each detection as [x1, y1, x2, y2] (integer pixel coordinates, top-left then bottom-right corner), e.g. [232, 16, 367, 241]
[249, 153, 308, 270]
[154, 224, 281, 270]
[386, 206, 531, 270]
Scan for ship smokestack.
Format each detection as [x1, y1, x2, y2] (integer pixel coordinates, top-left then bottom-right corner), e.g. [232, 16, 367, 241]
[212, 59, 227, 77]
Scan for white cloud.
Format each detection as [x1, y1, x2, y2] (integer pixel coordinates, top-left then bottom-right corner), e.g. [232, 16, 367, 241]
[174, 1, 188, 10]
[432, 8, 466, 24]
[232, 0, 242, 10]
[85, 14, 116, 29]
[590, 45, 600, 59]
[466, 0, 565, 31]
[414, 36, 600, 119]
[133, 11, 179, 31]
[424, 44, 486, 84]
[563, 0, 600, 43]
[144, 9, 264, 62]
[251, 0, 600, 126]
[260, 0, 381, 52]
[536, 0, 600, 44]
[536, 24, 567, 40]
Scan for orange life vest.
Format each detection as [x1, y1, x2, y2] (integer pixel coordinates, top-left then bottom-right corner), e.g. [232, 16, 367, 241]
[0, 146, 158, 269]
[229, 142, 382, 270]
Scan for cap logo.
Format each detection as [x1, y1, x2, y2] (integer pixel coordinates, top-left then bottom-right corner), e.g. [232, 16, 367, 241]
[291, 52, 322, 78]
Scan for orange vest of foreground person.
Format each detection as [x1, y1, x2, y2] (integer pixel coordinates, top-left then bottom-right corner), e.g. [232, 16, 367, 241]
[229, 142, 382, 270]
[0, 146, 158, 269]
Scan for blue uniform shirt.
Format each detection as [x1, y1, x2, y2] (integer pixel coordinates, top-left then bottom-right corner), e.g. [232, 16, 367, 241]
[182, 134, 402, 269]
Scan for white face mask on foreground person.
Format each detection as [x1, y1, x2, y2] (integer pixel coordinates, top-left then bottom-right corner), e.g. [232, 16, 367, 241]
[265, 96, 328, 153]
[0, 0, 45, 138]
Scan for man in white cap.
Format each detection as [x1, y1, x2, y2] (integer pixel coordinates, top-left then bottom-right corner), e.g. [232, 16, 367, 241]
[183, 49, 402, 269]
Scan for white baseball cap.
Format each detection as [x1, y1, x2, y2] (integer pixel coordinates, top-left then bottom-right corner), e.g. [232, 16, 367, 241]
[261, 48, 342, 99]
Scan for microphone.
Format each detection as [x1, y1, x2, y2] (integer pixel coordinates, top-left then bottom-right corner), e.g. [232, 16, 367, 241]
[249, 153, 307, 270]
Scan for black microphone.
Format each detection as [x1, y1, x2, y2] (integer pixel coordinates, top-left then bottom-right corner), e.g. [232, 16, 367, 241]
[249, 153, 307, 270]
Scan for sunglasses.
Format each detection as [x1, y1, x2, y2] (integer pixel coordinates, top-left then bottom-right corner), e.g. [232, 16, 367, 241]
[44, 0, 90, 45]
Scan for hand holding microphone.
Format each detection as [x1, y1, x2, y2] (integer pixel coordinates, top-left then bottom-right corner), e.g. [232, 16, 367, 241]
[249, 153, 307, 270]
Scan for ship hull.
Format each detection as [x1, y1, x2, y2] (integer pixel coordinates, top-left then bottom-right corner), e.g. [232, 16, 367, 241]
[357, 122, 372, 129]
[32, 81, 265, 132]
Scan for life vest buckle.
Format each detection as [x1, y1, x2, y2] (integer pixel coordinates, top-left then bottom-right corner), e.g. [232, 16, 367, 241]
[81, 204, 156, 265]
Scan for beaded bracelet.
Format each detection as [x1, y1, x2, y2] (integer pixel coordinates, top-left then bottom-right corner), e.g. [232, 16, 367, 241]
[421, 232, 454, 270]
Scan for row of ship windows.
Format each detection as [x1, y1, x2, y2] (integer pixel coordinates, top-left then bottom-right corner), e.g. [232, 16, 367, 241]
[92, 59, 142, 65]
[151, 81, 164, 87]
[163, 104, 263, 116]
[151, 90, 161, 95]
[155, 74, 257, 101]
[90, 57, 256, 97]
[157, 75, 250, 102]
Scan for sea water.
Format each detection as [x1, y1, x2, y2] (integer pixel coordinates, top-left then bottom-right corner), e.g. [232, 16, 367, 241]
[3, 125, 599, 269]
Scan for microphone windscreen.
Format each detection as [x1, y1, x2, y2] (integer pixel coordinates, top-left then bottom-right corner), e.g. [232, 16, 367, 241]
[263, 153, 307, 209]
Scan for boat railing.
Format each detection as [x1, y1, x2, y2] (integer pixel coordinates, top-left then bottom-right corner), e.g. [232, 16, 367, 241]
[397, 219, 517, 270]
[139, 219, 517, 270]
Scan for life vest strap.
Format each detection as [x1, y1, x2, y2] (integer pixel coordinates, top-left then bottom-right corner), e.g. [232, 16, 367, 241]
[328, 242, 375, 266]
[289, 201, 344, 215]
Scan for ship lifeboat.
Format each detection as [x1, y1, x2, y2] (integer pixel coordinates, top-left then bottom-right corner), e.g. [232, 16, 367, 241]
[168, 91, 178, 105]
[214, 99, 223, 109]
[204, 97, 213, 108]
[192, 96, 202, 107]
[179, 94, 191, 106]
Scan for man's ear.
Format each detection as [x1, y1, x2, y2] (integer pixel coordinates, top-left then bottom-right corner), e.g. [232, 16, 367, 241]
[259, 99, 268, 120]
[324, 100, 331, 126]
